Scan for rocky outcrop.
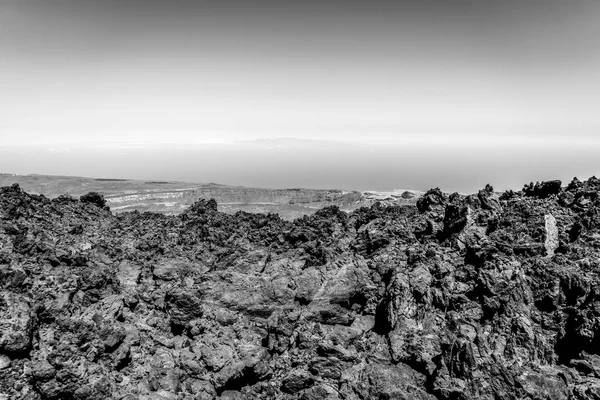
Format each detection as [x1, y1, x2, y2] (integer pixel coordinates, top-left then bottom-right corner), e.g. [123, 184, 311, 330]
[523, 180, 562, 199]
[1, 177, 600, 399]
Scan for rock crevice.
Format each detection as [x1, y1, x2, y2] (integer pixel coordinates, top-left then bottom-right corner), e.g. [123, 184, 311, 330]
[1, 178, 600, 399]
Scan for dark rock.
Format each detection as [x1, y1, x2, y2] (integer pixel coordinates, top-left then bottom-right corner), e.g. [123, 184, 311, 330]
[1, 178, 600, 399]
[184, 198, 218, 215]
[80, 192, 110, 210]
[301, 384, 338, 400]
[281, 369, 315, 394]
[478, 184, 501, 211]
[165, 289, 203, 331]
[523, 180, 562, 198]
[417, 188, 446, 213]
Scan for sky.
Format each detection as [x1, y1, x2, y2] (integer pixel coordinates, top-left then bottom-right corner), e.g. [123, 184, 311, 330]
[1, 0, 599, 192]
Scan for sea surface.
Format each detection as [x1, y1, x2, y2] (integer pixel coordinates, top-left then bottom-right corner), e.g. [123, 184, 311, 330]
[1, 136, 597, 194]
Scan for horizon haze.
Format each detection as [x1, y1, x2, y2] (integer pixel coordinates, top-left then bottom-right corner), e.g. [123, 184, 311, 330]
[1, 136, 597, 194]
[1, 0, 599, 192]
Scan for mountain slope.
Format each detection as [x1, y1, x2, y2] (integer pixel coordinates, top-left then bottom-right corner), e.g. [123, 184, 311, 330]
[0, 174, 381, 220]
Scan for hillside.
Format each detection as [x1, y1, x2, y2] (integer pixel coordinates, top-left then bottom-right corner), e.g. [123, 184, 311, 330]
[0, 174, 419, 220]
[2, 177, 600, 399]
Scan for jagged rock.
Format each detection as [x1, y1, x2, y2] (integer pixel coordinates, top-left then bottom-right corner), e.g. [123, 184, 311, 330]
[545, 213, 559, 256]
[281, 369, 315, 394]
[80, 191, 110, 211]
[165, 289, 203, 330]
[198, 342, 233, 371]
[2, 179, 600, 399]
[0, 291, 34, 356]
[523, 180, 562, 198]
[478, 184, 501, 211]
[184, 198, 218, 215]
[417, 187, 446, 213]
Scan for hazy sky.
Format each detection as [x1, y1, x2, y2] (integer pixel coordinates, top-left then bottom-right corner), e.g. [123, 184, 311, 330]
[1, 0, 599, 191]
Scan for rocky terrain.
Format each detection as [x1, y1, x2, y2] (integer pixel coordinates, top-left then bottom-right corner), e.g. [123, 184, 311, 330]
[0, 174, 386, 220]
[2, 177, 600, 399]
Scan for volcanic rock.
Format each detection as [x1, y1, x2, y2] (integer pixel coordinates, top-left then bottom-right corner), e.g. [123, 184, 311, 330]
[1, 179, 600, 399]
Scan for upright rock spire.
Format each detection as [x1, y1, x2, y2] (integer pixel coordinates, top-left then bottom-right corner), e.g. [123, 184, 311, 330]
[544, 213, 559, 256]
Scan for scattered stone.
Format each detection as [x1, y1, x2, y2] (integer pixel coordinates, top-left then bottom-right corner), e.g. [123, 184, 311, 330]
[0, 177, 599, 399]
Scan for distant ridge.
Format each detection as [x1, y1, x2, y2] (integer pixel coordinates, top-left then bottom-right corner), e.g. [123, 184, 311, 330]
[0, 173, 420, 220]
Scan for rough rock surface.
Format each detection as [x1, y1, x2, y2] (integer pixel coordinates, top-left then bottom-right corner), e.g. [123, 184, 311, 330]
[2, 178, 600, 399]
